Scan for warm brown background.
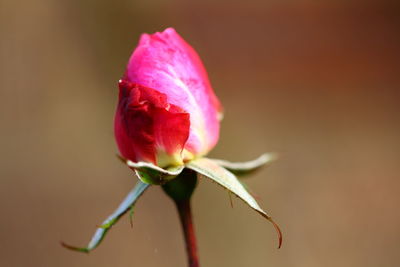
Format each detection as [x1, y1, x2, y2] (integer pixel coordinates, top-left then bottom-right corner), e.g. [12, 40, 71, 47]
[1, 0, 399, 266]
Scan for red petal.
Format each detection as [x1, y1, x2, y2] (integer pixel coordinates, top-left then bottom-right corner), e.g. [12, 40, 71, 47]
[153, 107, 190, 156]
[115, 81, 190, 166]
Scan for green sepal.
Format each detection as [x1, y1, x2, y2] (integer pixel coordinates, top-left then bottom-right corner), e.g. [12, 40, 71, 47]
[118, 155, 184, 185]
[61, 181, 150, 253]
[162, 169, 198, 201]
[186, 157, 282, 248]
[209, 153, 277, 177]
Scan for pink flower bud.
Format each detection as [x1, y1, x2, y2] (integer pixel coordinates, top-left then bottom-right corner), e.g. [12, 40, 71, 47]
[115, 28, 222, 168]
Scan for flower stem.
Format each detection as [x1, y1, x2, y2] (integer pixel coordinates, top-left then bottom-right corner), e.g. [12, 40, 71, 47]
[174, 199, 199, 267]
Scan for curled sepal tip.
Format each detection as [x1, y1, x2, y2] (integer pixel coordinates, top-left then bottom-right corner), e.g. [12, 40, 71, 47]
[186, 157, 282, 248]
[262, 215, 283, 249]
[61, 181, 150, 253]
[60, 241, 89, 253]
[209, 153, 278, 177]
[117, 155, 184, 184]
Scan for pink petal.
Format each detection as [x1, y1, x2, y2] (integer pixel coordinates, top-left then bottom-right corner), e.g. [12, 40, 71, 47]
[124, 28, 221, 156]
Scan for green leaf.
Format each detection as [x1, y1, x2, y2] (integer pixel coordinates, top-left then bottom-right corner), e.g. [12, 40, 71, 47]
[118, 155, 184, 184]
[61, 181, 150, 253]
[186, 157, 282, 248]
[209, 153, 277, 176]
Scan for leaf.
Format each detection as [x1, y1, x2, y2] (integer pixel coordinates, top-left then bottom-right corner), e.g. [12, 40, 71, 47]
[118, 155, 184, 184]
[61, 181, 150, 253]
[186, 157, 282, 248]
[209, 153, 277, 176]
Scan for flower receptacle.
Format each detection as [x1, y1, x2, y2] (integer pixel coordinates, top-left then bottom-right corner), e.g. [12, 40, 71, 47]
[162, 169, 198, 201]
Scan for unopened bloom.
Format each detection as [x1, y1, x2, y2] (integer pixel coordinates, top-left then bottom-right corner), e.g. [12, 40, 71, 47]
[115, 28, 222, 168]
[63, 28, 281, 255]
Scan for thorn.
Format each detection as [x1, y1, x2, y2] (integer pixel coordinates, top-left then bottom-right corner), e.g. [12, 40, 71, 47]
[252, 193, 261, 201]
[248, 188, 261, 201]
[227, 191, 234, 208]
[129, 205, 135, 228]
[240, 181, 261, 200]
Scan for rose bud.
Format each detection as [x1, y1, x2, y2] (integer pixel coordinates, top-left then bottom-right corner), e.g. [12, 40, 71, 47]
[115, 28, 222, 168]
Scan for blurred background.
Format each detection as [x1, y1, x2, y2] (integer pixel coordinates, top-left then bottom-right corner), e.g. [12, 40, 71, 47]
[1, 0, 399, 266]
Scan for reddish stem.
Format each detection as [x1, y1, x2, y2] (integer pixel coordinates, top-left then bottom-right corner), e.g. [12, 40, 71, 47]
[175, 199, 199, 267]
